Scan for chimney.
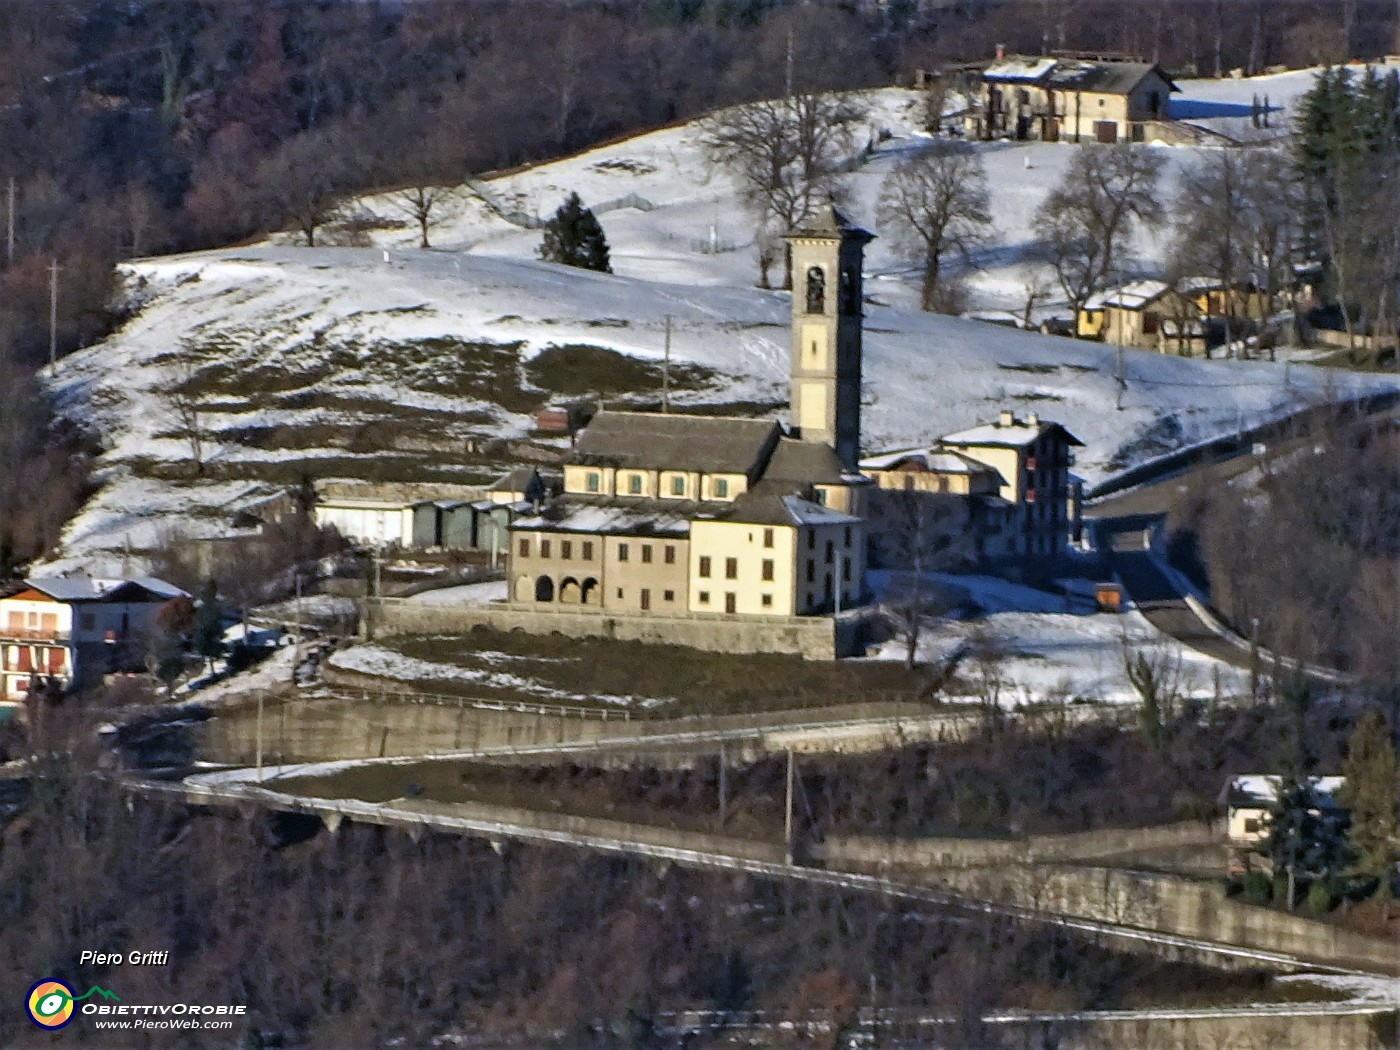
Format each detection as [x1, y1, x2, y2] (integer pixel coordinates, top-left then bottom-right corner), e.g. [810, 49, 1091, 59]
[995, 43, 1006, 61]
[1026, 412, 1039, 426]
[998, 409, 1015, 427]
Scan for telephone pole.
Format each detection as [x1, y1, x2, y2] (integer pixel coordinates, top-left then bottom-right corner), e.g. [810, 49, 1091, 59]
[661, 315, 672, 414]
[48, 258, 61, 367]
[783, 748, 795, 865]
[6, 177, 14, 267]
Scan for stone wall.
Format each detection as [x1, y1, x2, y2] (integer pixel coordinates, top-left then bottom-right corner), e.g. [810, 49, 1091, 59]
[377, 599, 870, 660]
[819, 821, 1219, 869]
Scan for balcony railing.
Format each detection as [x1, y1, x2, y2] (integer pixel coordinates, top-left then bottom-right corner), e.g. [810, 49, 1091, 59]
[0, 628, 71, 643]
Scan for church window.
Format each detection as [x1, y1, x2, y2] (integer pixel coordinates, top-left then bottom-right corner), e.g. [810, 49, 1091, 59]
[540, 539, 551, 558]
[582, 541, 594, 560]
[586, 472, 600, 492]
[671, 475, 685, 496]
[714, 478, 729, 498]
[805, 266, 825, 313]
[628, 473, 643, 494]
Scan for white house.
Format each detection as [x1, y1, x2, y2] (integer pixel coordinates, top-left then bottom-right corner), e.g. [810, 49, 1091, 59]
[0, 576, 187, 703]
[1220, 774, 1346, 847]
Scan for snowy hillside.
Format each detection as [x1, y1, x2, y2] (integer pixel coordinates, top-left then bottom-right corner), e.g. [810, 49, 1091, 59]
[44, 245, 1394, 574]
[336, 67, 1396, 314]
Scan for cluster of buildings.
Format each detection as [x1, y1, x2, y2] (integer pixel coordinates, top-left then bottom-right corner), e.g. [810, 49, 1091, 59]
[1077, 279, 1275, 355]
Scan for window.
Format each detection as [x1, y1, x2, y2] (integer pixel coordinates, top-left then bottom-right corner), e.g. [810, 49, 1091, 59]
[814, 488, 828, 506]
[641, 545, 653, 564]
[561, 540, 572, 560]
[628, 473, 643, 494]
[761, 559, 774, 582]
[80, 613, 95, 631]
[1244, 818, 1260, 834]
[663, 590, 675, 602]
[617, 588, 624, 599]
[805, 266, 825, 313]
[762, 527, 774, 548]
[761, 594, 773, 608]
[808, 531, 815, 550]
[586, 472, 600, 493]
[698, 591, 710, 605]
[842, 561, 851, 581]
[725, 592, 737, 614]
[825, 541, 833, 564]
[714, 478, 729, 498]
[582, 541, 594, 560]
[618, 543, 629, 562]
[518, 538, 530, 557]
[724, 557, 738, 580]
[640, 589, 651, 611]
[664, 545, 675, 565]
[806, 560, 815, 583]
[840, 268, 858, 315]
[540, 539, 552, 558]
[670, 475, 685, 496]
[698, 556, 711, 578]
[843, 527, 851, 547]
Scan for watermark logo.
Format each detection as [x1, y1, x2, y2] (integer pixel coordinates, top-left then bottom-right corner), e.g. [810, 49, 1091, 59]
[27, 980, 120, 1030]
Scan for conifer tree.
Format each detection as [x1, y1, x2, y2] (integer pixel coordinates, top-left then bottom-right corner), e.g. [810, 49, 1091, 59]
[539, 192, 612, 273]
[192, 578, 225, 675]
[1338, 708, 1399, 912]
[1259, 775, 1353, 910]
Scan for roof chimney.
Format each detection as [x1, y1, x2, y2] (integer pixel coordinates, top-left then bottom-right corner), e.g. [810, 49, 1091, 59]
[998, 409, 1015, 427]
[995, 42, 1006, 60]
[1026, 412, 1039, 426]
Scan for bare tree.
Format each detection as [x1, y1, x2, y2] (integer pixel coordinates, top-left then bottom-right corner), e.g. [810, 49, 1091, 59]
[392, 184, 454, 249]
[876, 143, 991, 313]
[256, 129, 359, 247]
[700, 92, 866, 286]
[164, 346, 208, 478]
[876, 490, 973, 670]
[1035, 145, 1163, 310]
[1121, 633, 1190, 752]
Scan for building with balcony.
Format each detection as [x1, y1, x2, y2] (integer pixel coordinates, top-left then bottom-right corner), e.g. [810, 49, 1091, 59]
[0, 576, 187, 702]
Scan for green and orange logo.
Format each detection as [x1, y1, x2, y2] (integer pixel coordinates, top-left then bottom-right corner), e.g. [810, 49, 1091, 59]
[26, 979, 120, 1030]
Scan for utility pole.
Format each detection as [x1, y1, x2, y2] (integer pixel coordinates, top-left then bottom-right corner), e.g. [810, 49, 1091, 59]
[785, 27, 794, 100]
[255, 691, 264, 783]
[48, 258, 61, 367]
[1114, 342, 1126, 411]
[662, 315, 671, 414]
[783, 747, 795, 865]
[718, 744, 727, 830]
[6, 177, 14, 267]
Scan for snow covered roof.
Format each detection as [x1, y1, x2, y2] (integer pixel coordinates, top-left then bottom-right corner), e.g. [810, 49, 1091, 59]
[984, 56, 1058, 83]
[985, 56, 1177, 96]
[511, 496, 699, 537]
[20, 576, 188, 603]
[1222, 774, 1346, 808]
[859, 447, 1001, 477]
[703, 493, 861, 528]
[1083, 280, 1173, 311]
[941, 412, 1083, 449]
[317, 481, 484, 507]
[575, 410, 781, 476]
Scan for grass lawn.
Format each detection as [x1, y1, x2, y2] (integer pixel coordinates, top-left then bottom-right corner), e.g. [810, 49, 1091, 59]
[362, 625, 931, 715]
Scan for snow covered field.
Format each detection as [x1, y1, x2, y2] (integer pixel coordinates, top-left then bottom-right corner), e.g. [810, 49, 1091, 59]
[37, 65, 1398, 575]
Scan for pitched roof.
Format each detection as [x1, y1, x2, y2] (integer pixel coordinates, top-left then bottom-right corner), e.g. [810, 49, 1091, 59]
[1221, 774, 1346, 809]
[511, 496, 700, 537]
[985, 55, 1178, 96]
[941, 415, 1084, 449]
[764, 437, 860, 486]
[859, 448, 1002, 478]
[1084, 280, 1174, 311]
[785, 205, 875, 243]
[703, 492, 861, 528]
[21, 576, 188, 603]
[573, 411, 781, 476]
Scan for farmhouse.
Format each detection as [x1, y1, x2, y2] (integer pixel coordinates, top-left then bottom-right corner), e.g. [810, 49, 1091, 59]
[1220, 774, 1346, 873]
[1078, 278, 1275, 355]
[968, 52, 1178, 144]
[0, 576, 187, 703]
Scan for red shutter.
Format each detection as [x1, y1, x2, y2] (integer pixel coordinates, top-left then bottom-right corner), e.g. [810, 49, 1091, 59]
[17, 647, 31, 672]
[48, 647, 65, 673]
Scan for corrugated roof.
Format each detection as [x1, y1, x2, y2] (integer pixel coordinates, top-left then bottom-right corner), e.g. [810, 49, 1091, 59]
[574, 411, 782, 475]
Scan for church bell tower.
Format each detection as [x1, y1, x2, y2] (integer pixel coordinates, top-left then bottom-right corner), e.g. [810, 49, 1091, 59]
[785, 207, 873, 471]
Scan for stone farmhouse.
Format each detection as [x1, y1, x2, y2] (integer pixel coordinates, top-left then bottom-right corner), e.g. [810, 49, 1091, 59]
[0, 575, 187, 705]
[966, 52, 1178, 144]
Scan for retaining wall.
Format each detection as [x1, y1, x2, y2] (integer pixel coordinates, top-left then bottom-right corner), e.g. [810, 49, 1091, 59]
[377, 599, 866, 660]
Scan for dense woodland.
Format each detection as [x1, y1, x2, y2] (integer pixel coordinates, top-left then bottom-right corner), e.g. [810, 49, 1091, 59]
[0, 757, 1268, 1049]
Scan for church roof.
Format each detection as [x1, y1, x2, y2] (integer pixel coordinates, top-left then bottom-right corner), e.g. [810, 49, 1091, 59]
[786, 205, 875, 243]
[701, 492, 861, 528]
[573, 411, 781, 476]
[765, 437, 860, 486]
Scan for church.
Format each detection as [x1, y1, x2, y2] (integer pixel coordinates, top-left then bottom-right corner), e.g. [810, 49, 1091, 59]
[508, 207, 874, 620]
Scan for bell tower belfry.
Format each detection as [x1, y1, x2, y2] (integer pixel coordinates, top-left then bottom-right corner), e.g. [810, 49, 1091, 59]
[785, 207, 873, 471]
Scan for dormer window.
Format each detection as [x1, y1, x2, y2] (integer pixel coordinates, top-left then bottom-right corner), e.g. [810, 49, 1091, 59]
[805, 266, 825, 314]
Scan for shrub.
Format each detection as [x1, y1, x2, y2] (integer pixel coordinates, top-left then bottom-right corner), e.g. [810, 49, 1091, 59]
[1242, 871, 1272, 905]
[1306, 880, 1334, 915]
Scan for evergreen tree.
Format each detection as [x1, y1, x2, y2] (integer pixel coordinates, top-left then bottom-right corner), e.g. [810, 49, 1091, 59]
[192, 578, 225, 675]
[1258, 775, 1353, 910]
[1338, 708, 1399, 911]
[538, 192, 612, 273]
